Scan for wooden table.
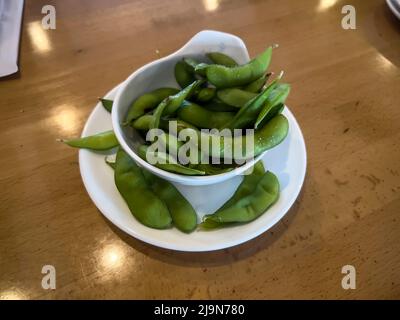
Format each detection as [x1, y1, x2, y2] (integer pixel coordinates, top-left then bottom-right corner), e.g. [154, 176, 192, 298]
[1, 0, 399, 299]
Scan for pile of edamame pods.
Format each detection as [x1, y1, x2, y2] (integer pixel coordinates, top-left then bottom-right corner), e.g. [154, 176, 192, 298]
[61, 46, 290, 232]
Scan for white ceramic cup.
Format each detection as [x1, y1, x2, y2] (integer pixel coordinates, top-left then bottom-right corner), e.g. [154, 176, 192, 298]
[112, 30, 267, 186]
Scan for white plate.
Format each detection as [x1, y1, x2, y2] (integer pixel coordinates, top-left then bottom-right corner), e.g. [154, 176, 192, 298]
[79, 84, 307, 252]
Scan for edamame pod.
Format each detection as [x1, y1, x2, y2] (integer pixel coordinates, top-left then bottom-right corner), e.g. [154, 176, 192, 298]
[205, 46, 273, 88]
[175, 60, 195, 88]
[100, 98, 113, 112]
[224, 76, 281, 129]
[124, 87, 179, 124]
[132, 114, 154, 130]
[217, 161, 265, 211]
[195, 87, 216, 102]
[191, 163, 235, 175]
[114, 148, 172, 229]
[151, 80, 203, 129]
[217, 88, 257, 108]
[61, 130, 118, 150]
[200, 161, 265, 229]
[138, 145, 206, 176]
[207, 52, 238, 67]
[184, 114, 289, 160]
[255, 83, 290, 129]
[183, 58, 208, 76]
[177, 101, 235, 129]
[157, 133, 184, 158]
[202, 171, 279, 225]
[160, 118, 199, 132]
[194, 63, 209, 75]
[203, 98, 238, 112]
[244, 73, 271, 93]
[142, 170, 197, 233]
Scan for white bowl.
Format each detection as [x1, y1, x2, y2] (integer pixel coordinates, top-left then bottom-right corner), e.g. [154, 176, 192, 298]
[112, 30, 269, 186]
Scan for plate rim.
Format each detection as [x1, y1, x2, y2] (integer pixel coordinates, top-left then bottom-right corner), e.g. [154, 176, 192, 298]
[79, 83, 307, 252]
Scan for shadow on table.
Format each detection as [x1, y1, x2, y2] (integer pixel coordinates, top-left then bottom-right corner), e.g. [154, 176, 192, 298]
[102, 188, 304, 267]
[359, 2, 400, 68]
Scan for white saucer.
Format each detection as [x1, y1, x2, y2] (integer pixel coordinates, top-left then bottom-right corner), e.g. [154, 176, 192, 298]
[79, 84, 307, 252]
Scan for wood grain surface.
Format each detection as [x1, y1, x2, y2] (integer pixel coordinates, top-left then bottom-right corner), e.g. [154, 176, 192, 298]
[0, 0, 399, 299]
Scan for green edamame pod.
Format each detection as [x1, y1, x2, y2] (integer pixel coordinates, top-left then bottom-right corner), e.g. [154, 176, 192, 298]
[200, 161, 265, 229]
[183, 57, 201, 71]
[218, 161, 265, 211]
[217, 88, 257, 108]
[224, 75, 280, 129]
[163, 80, 203, 116]
[202, 171, 279, 225]
[160, 118, 199, 132]
[203, 98, 238, 112]
[183, 58, 208, 76]
[177, 101, 235, 129]
[255, 83, 290, 129]
[183, 114, 289, 160]
[114, 148, 172, 229]
[157, 133, 184, 159]
[191, 163, 235, 175]
[229, 114, 289, 159]
[205, 46, 274, 88]
[138, 145, 205, 176]
[194, 63, 209, 76]
[151, 80, 203, 129]
[206, 52, 238, 67]
[132, 114, 154, 130]
[100, 98, 113, 112]
[195, 87, 216, 102]
[124, 87, 179, 125]
[61, 130, 118, 150]
[142, 170, 197, 233]
[244, 73, 271, 93]
[175, 60, 196, 88]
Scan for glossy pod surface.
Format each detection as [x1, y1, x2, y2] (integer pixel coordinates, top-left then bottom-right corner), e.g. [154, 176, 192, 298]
[203, 171, 279, 224]
[114, 148, 172, 229]
[151, 80, 203, 129]
[142, 170, 197, 233]
[124, 87, 179, 124]
[62, 130, 119, 150]
[174, 60, 195, 88]
[176, 114, 289, 160]
[255, 83, 291, 129]
[217, 161, 265, 211]
[217, 88, 257, 108]
[132, 114, 154, 130]
[244, 73, 270, 93]
[205, 46, 273, 88]
[206, 52, 238, 67]
[177, 101, 235, 129]
[224, 78, 279, 129]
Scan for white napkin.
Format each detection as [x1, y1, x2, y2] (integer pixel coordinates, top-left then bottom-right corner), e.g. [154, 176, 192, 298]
[0, 0, 24, 77]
